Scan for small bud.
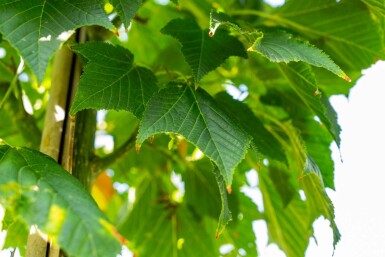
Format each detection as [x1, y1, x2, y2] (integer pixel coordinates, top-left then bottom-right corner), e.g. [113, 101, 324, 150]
[150, 136, 154, 144]
[135, 145, 141, 154]
[227, 186, 232, 194]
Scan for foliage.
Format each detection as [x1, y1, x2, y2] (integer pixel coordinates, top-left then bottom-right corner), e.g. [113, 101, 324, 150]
[0, 0, 384, 257]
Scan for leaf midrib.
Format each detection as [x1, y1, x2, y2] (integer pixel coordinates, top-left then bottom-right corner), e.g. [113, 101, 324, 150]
[188, 87, 227, 177]
[37, 0, 47, 79]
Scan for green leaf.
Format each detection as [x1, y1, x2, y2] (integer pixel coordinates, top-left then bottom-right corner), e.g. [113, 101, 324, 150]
[209, 9, 241, 34]
[276, 0, 384, 70]
[161, 18, 247, 83]
[362, 0, 385, 17]
[137, 85, 251, 186]
[70, 42, 158, 119]
[0, 145, 122, 257]
[279, 62, 341, 147]
[209, 9, 262, 45]
[301, 163, 340, 249]
[214, 168, 232, 238]
[111, 0, 142, 28]
[249, 30, 350, 81]
[183, 159, 236, 239]
[295, 117, 335, 189]
[184, 160, 221, 219]
[0, 0, 112, 82]
[258, 169, 313, 257]
[268, 162, 297, 207]
[118, 176, 218, 257]
[2, 215, 29, 256]
[215, 91, 287, 163]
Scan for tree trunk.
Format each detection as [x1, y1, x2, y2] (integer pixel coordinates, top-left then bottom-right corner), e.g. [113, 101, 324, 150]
[25, 28, 90, 257]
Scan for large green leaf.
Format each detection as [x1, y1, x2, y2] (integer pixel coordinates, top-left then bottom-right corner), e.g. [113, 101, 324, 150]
[110, 0, 142, 28]
[275, 0, 384, 70]
[161, 18, 247, 83]
[70, 42, 158, 119]
[279, 62, 341, 147]
[250, 30, 350, 81]
[137, 85, 251, 186]
[0, 145, 121, 257]
[0, 0, 112, 82]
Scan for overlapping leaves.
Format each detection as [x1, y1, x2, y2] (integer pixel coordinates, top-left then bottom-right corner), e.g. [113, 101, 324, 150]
[275, 0, 384, 70]
[70, 42, 158, 119]
[0, 145, 121, 257]
[209, 10, 349, 81]
[110, 0, 142, 28]
[215, 92, 287, 163]
[0, 0, 112, 82]
[279, 62, 341, 146]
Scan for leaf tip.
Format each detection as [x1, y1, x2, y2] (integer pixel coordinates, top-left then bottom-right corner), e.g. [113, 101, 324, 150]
[226, 185, 232, 194]
[135, 145, 141, 154]
[149, 136, 154, 144]
[343, 74, 351, 82]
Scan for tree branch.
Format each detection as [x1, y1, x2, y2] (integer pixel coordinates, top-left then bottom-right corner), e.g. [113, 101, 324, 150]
[91, 128, 138, 179]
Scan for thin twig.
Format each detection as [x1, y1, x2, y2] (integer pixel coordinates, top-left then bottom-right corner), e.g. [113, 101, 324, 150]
[92, 128, 138, 178]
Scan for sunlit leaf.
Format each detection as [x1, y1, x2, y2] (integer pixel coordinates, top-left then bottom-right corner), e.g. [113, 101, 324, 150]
[0, 145, 122, 257]
[0, 0, 112, 82]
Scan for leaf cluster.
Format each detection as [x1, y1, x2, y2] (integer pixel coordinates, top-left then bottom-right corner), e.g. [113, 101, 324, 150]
[0, 0, 384, 256]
